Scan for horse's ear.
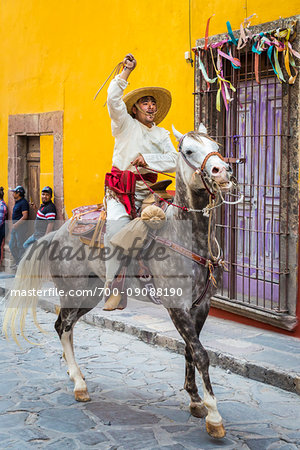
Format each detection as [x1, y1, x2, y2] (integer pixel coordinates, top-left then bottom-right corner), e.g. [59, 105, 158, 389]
[198, 123, 207, 134]
[172, 125, 183, 142]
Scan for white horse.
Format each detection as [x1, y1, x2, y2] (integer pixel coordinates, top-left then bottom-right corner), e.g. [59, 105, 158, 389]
[3, 123, 238, 439]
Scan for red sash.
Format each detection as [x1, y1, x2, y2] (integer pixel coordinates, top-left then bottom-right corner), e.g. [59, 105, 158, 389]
[105, 166, 157, 218]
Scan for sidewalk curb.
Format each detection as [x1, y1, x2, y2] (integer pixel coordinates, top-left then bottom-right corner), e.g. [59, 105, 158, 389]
[39, 298, 300, 395]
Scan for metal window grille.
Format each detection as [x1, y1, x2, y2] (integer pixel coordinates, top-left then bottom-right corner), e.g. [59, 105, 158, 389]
[194, 27, 299, 330]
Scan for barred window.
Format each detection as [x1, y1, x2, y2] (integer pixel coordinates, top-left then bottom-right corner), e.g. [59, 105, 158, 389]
[194, 16, 299, 330]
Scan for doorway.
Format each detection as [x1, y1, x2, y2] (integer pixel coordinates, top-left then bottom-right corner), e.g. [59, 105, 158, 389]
[7, 111, 64, 221]
[26, 136, 40, 221]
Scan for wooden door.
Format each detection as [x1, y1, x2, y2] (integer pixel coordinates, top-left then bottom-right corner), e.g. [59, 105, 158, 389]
[26, 137, 40, 222]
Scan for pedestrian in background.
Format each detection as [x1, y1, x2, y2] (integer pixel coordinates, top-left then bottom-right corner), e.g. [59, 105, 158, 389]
[23, 186, 56, 249]
[9, 185, 29, 267]
[0, 187, 8, 265]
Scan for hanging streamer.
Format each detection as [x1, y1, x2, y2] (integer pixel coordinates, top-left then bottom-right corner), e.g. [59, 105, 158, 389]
[237, 14, 256, 50]
[192, 18, 300, 112]
[198, 52, 217, 83]
[204, 15, 215, 50]
[210, 48, 236, 111]
[218, 49, 241, 68]
[226, 21, 238, 46]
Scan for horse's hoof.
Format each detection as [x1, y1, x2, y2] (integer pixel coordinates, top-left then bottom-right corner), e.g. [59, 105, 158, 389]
[74, 390, 91, 402]
[103, 293, 122, 311]
[206, 421, 226, 439]
[190, 402, 208, 418]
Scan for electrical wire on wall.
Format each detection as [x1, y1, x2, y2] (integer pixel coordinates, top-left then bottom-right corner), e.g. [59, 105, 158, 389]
[187, 0, 194, 66]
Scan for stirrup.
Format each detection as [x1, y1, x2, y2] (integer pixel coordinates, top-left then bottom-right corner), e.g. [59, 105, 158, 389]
[103, 292, 123, 311]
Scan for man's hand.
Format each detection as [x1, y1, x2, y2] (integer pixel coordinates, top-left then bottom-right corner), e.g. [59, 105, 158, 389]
[123, 53, 136, 71]
[131, 155, 147, 167]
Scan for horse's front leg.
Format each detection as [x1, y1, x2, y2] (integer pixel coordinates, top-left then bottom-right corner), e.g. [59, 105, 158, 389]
[168, 308, 225, 439]
[185, 347, 208, 418]
[55, 307, 90, 402]
[184, 303, 211, 418]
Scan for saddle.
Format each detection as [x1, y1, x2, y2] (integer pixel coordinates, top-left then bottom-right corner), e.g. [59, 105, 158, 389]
[68, 180, 174, 248]
[68, 204, 106, 248]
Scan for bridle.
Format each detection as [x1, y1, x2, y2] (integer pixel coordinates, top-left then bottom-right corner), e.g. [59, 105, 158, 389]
[178, 133, 226, 200]
[177, 132, 243, 213]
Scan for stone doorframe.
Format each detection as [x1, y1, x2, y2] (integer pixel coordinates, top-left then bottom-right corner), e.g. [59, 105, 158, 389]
[8, 111, 64, 221]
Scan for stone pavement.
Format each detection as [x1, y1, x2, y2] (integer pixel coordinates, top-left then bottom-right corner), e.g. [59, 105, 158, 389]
[0, 272, 299, 396]
[0, 299, 300, 449]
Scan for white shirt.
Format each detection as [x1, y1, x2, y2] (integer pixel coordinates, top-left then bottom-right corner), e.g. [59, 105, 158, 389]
[107, 75, 178, 195]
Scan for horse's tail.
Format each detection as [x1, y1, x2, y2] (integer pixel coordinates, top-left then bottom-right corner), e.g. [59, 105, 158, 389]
[2, 231, 55, 345]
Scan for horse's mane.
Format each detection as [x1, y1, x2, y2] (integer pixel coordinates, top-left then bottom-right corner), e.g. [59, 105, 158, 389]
[186, 131, 219, 147]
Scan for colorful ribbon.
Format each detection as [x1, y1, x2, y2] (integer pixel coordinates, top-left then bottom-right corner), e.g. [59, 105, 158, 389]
[226, 21, 238, 46]
[193, 18, 300, 111]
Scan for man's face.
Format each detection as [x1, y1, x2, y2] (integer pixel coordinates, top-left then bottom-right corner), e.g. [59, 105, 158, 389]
[132, 96, 157, 128]
[13, 191, 21, 201]
[41, 192, 51, 203]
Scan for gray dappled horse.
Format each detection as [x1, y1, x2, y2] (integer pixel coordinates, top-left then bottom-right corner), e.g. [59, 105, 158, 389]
[3, 124, 237, 439]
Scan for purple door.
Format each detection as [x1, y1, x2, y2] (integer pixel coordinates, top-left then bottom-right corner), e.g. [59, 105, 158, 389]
[222, 78, 282, 310]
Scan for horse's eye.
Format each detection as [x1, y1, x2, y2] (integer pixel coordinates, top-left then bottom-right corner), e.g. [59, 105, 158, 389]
[185, 150, 193, 156]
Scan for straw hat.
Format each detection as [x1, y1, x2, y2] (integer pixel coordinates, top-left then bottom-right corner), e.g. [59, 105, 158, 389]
[123, 87, 172, 125]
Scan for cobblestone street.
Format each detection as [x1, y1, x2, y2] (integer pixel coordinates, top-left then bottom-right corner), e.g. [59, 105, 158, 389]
[0, 299, 300, 449]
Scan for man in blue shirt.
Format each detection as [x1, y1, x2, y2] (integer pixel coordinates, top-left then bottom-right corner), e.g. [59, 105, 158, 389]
[9, 185, 29, 266]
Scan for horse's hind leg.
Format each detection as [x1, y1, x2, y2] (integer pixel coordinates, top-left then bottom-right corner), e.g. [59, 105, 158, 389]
[185, 347, 208, 418]
[55, 308, 90, 402]
[168, 308, 225, 439]
[185, 304, 210, 418]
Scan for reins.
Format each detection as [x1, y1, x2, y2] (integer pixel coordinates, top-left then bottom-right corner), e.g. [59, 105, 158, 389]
[135, 166, 189, 212]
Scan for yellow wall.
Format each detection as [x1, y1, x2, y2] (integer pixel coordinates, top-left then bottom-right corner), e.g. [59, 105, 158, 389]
[0, 0, 298, 216]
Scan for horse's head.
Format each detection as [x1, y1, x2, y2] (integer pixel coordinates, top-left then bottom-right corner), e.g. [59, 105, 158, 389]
[172, 123, 234, 195]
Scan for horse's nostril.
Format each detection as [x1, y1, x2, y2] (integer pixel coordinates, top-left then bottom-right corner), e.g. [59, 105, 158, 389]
[212, 167, 219, 174]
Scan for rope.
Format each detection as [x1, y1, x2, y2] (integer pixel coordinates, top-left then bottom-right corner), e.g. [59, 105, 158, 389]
[136, 166, 243, 215]
[94, 62, 124, 101]
[207, 197, 221, 262]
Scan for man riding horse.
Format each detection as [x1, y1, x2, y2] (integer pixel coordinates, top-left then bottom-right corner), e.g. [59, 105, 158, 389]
[104, 53, 178, 310]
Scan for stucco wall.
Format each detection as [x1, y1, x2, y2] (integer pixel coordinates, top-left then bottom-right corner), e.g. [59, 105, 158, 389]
[0, 0, 298, 216]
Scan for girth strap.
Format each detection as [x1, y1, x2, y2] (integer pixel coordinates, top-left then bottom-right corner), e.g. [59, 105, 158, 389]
[148, 232, 222, 308]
